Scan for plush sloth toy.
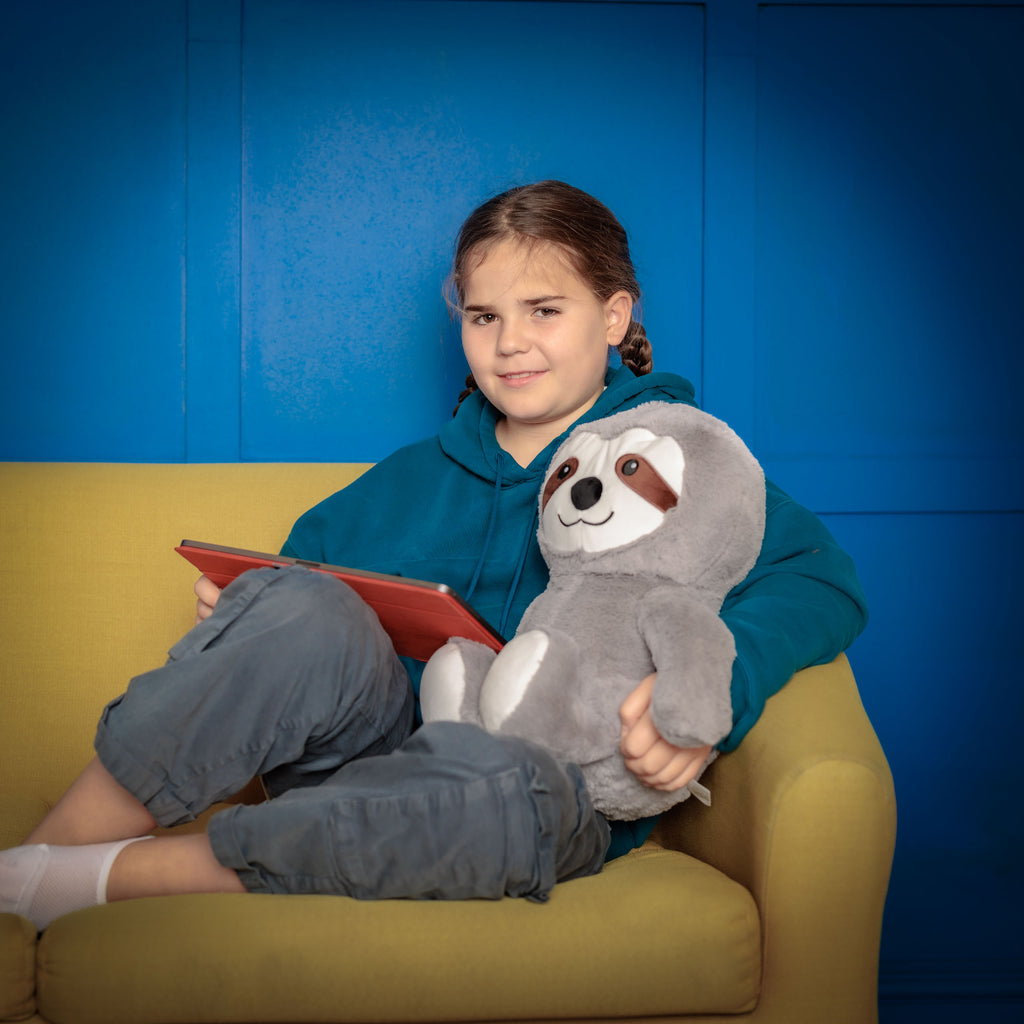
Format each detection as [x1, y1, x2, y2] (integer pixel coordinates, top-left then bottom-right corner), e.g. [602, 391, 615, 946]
[420, 402, 766, 820]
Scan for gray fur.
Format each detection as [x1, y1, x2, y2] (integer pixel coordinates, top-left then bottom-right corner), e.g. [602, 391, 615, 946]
[420, 402, 766, 821]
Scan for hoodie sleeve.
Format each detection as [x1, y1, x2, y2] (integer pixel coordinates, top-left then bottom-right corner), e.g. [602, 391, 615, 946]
[717, 480, 869, 752]
[277, 457, 398, 563]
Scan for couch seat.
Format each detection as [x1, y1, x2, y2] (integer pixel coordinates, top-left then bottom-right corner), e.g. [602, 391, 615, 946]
[32, 846, 759, 1024]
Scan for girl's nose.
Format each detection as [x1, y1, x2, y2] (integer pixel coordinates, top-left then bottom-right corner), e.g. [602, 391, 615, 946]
[496, 321, 529, 355]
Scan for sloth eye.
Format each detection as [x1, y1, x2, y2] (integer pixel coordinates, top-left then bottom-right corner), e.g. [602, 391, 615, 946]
[615, 452, 679, 512]
[542, 456, 580, 511]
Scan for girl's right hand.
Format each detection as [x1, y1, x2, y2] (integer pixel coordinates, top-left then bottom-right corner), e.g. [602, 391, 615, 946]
[194, 574, 222, 625]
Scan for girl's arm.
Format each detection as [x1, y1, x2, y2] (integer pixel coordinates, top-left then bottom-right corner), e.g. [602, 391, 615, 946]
[718, 480, 869, 752]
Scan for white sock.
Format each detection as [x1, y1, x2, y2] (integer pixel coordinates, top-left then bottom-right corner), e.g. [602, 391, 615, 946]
[0, 836, 152, 931]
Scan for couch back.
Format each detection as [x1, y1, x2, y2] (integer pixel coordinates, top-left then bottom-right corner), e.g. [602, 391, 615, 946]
[0, 462, 368, 840]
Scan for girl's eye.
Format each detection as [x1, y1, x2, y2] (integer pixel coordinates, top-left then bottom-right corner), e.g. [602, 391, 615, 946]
[471, 312, 497, 326]
[533, 307, 559, 319]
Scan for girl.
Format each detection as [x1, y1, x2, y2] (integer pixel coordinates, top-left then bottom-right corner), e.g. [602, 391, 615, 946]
[1, 182, 867, 928]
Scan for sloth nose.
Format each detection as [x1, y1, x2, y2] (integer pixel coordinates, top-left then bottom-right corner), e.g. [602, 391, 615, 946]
[570, 476, 603, 511]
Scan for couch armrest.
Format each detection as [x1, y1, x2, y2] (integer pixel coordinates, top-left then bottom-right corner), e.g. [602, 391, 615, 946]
[652, 655, 896, 1023]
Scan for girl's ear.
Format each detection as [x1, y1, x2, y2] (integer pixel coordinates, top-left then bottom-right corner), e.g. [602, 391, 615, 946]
[604, 290, 634, 347]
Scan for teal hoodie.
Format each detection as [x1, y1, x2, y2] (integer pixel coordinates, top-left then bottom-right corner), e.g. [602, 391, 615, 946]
[282, 366, 868, 857]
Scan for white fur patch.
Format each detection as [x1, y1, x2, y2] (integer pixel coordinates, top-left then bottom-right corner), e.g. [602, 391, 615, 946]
[419, 642, 468, 722]
[541, 427, 684, 554]
[480, 630, 549, 730]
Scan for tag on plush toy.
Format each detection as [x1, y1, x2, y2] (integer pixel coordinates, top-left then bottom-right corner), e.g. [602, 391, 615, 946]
[686, 779, 712, 807]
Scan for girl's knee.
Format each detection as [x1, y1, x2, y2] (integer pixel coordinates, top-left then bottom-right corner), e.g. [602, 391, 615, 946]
[402, 722, 610, 894]
[239, 566, 377, 631]
[204, 567, 396, 669]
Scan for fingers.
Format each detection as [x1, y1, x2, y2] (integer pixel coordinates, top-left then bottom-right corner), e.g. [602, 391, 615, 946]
[619, 704, 660, 761]
[623, 735, 711, 791]
[619, 673, 712, 792]
[630, 742, 712, 791]
[193, 574, 221, 625]
[620, 702, 711, 791]
[618, 672, 656, 732]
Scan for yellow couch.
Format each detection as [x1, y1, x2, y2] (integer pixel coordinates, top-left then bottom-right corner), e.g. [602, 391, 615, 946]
[0, 463, 896, 1024]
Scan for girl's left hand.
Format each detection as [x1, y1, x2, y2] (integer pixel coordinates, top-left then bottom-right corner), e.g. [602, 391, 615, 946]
[619, 674, 712, 791]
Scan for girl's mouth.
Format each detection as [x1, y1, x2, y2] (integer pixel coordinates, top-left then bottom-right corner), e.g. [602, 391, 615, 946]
[499, 370, 546, 387]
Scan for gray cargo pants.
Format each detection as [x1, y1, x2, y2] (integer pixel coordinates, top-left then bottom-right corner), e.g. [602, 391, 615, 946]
[95, 566, 609, 901]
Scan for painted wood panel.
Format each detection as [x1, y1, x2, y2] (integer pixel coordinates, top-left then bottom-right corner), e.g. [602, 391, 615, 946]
[0, 0, 188, 460]
[237, 0, 704, 461]
[829, 507, 1024, 1004]
[753, 3, 1024, 513]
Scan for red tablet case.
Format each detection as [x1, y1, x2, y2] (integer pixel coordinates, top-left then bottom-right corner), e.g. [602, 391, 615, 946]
[176, 540, 504, 662]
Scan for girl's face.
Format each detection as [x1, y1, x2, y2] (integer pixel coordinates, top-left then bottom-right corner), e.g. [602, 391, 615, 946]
[460, 238, 631, 462]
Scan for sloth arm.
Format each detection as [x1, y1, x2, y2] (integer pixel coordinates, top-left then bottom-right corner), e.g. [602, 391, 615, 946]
[635, 586, 736, 749]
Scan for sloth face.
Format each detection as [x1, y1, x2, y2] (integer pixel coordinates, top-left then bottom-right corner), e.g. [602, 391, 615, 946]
[540, 427, 685, 554]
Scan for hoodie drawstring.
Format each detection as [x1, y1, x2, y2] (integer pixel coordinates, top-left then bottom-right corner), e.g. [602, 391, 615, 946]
[464, 453, 504, 605]
[463, 451, 537, 639]
[499, 502, 537, 638]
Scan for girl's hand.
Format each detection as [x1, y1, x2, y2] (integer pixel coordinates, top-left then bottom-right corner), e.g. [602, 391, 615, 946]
[194, 574, 221, 625]
[619, 674, 713, 791]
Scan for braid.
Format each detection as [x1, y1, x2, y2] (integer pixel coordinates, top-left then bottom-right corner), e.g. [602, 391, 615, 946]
[453, 373, 478, 416]
[617, 320, 653, 376]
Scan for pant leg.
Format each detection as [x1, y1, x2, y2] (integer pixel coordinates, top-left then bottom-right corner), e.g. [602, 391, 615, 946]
[208, 721, 611, 902]
[94, 566, 415, 827]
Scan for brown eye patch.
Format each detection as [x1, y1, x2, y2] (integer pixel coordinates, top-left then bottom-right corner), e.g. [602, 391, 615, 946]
[615, 454, 678, 512]
[542, 457, 579, 511]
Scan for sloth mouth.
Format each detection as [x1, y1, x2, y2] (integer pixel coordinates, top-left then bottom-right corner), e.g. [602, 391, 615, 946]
[558, 511, 614, 528]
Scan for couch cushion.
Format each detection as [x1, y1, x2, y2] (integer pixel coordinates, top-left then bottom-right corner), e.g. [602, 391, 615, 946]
[0, 913, 37, 1021]
[36, 846, 760, 1023]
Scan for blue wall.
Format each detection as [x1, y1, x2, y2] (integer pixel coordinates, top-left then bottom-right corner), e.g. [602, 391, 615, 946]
[2, 0, 1022, 1017]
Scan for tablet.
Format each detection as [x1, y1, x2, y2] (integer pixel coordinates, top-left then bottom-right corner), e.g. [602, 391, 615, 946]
[176, 540, 504, 662]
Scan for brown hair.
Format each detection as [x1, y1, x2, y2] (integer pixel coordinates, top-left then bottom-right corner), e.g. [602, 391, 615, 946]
[447, 181, 653, 410]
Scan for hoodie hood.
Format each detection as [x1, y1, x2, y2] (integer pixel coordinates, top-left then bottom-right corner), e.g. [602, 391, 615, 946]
[283, 364, 698, 642]
[438, 365, 696, 486]
[436, 366, 697, 635]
